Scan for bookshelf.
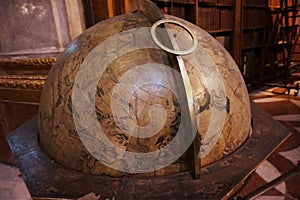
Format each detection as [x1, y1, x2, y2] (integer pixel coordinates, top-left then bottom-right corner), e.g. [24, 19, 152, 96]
[83, 0, 276, 83]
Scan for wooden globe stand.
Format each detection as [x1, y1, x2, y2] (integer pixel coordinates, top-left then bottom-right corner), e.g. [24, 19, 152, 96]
[7, 101, 291, 200]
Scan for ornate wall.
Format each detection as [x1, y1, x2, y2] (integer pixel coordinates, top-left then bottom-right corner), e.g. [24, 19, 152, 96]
[0, 0, 86, 164]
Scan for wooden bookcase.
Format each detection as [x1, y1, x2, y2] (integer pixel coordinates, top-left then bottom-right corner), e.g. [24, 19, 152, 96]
[241, 0, 273, 83]
[266, 0, 300, 84]
[83, 0, 276, 83]
[151, 0, 198, 25]
[198, 1, 235, 53]
[151, 0, 235, 53]
[150, 0, 271, 81]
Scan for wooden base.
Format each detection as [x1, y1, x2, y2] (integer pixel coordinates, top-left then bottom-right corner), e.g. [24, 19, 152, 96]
[7, 101, 291, 200]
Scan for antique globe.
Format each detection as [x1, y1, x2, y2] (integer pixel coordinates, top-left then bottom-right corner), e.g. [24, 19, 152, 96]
[38, 8, 251, 178]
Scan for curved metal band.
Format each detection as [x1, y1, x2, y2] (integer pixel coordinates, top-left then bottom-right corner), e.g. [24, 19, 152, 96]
[150, 19, 198, 56]
[129, 0, 201, 178]
[150, 17, 201, 178]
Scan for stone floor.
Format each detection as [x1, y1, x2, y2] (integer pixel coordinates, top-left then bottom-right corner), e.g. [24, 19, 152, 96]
[238, 86, 300, 200]
[0, 164, 99, 200]
[0, 163, 31, 200]
[0, 85, 299, 200]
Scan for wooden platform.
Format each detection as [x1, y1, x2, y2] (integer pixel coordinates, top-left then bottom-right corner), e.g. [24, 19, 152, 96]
[7, 101, 291, 200]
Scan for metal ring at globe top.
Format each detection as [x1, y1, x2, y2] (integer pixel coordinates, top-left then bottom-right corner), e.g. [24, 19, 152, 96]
[150, 19, 198, 56]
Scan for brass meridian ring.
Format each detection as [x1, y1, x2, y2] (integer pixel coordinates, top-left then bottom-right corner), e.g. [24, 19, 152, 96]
[150, 19, 198, 55]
